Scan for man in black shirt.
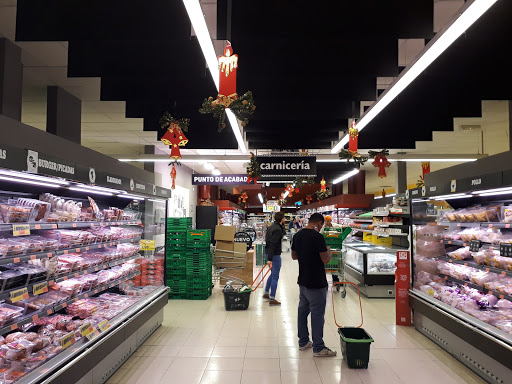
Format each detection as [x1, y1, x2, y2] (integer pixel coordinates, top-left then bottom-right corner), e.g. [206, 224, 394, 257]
[291, 213, 337, 357]
[263, 212, 286, 305]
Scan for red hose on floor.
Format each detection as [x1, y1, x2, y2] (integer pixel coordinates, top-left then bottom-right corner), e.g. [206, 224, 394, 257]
[331, 282, 364, 328]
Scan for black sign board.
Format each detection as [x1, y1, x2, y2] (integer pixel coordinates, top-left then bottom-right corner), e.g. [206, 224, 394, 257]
[0, 145, 171, 198]
[256, 156, 316, 178]
[234, 231, 253, 250]
[409, 188, 421, 197]
[500, 243, 512, 257]
[424, 183, 449, 198]
[244, 228, 257, 242]
[456, 172, 502, 194]
[470, 240, 481, 252]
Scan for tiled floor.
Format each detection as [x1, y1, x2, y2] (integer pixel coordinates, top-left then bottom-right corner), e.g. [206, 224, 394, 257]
[109, 246, 486, 384]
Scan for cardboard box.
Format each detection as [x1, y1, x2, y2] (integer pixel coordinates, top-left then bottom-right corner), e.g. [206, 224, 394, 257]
[215, 225, 235, 241]
[220, 250, 254, 286]
[233, 242, 247, 256]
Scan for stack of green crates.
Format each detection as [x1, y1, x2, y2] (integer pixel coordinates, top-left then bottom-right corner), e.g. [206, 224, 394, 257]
[186, 229, 212, 300]
[167, 217, 192, 299]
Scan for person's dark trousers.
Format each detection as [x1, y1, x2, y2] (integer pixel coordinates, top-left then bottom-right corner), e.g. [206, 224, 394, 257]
[264, 255, 281, 299]
[297, 285, 327, 353]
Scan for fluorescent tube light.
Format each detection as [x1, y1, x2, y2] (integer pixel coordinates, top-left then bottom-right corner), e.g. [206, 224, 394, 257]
[74, 184, 122, 194]
[212, 169, 221, 175]
[118, 194, 146, 200]
[68, 187, 113, 196]
[374, 196, 383, 199]
[182, 0, 247, 153]
[0, 175, 61, 188]
[331, 0, 498, 154]
[148, 198, 167, 203]
[317, 158, 478, 163]
[475, 187, 512, 195]
[0, 170, 69, 185]
[204, 162, 215, 171]
[332, 169, 359, 184]
[478, 190, 512, 197]
[387, 193, 397, 197]
[283, 191, 289, 199]
[434, 193, 472, 200]
[258, 193, 264, 203]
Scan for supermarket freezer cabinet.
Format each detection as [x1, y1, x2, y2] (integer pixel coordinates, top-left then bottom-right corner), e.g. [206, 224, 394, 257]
[343, 240, 400, 298]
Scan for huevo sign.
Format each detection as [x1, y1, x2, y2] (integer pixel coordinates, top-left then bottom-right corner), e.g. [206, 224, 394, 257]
[255, 156, 316, 177]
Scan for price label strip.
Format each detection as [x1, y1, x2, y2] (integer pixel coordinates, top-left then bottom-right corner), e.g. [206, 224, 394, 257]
[10, 288, 29, 303]
[500, 243, 512, 257]
[470, 240, 481, 252]
[12, 224, 30, 237]
[139, 240, 156, 251]
[80, 322, 94, 338]
[60, 332, 75, 350]
[98, 320, 111, 332]
[33, 281, 48, 296]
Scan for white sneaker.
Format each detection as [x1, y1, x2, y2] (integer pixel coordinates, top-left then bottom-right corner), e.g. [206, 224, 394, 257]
[313, 347, 337, 357]
[299, 341, 312, 351]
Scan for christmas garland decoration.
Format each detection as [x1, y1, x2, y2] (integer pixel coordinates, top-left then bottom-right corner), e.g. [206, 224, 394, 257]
[278, 198, 287, 206]
[315, 188, 331, 202]
[292, 176, 315, 190]
[199, 91, 256, 132]
[338, 149, 368, 167]
[305, 195, 313, 204]
[246, 152, 262, 183]
[368, 149, 391, 178]
[159, 111, 190, 132]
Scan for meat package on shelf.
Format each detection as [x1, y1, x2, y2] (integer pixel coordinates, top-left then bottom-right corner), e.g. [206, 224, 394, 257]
[0, 288, 160, 382]
[0, 194, 141, 224]
[414, 224, 512, 336]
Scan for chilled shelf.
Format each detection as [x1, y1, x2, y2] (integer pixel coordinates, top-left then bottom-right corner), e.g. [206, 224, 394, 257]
[438, 256, 512, 278]
[0, 237, 141, 266]
[0, 220, 142, 233]
[439, 273, 512, 303]
[0, 271, 141, 336]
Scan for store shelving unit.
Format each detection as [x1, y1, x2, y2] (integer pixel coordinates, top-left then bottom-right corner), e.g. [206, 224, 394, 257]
[409, 169, 512, 383]
[0, 151, 171, 384]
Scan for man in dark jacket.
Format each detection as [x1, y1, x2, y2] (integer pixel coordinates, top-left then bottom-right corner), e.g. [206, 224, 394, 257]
[263, 211, 286, 305]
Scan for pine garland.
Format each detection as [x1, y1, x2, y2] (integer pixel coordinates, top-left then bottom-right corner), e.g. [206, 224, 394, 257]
[246, 152, 262, 183]
[199, 91, 256, 132]
[316, 188, 331, 201]
[159, 111, 190, 132]
[293, 176, 315, 189]
[339, 150, 368, 167]
[368, 149, 389, 158]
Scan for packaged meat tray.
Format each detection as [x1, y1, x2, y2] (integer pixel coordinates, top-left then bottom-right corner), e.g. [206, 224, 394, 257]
[0, 239, 28, 256]
[0, 202, 33, 223]
[0, 304, 24, 326]
[0, 269, 28, 291]
[16, 295, 57, 311]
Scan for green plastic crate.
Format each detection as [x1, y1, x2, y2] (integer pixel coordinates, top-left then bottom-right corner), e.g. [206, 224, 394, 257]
[168, 293, 187, 300]
[187, 229, 211, 241]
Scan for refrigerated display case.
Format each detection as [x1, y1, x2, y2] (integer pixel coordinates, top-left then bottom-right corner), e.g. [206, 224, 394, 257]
[409, 168, 512, 383]
[0, 157, 170, 384]
[218, 208, 246, 229]
[343, 240, 400, 298]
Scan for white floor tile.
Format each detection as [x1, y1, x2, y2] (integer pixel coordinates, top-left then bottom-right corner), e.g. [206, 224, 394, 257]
[112, 243, 486, 384]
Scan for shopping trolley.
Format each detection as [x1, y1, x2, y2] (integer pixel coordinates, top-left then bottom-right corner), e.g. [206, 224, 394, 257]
[324, 227, 352, 298]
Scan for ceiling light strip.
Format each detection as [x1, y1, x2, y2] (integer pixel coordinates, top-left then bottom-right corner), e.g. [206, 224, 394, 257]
[0, 175, 61, 189]
[331, 0, 498, 154]
[0, 169, 69, 185]
[182, 0, 247, 153]
[332, 169, 359, 184]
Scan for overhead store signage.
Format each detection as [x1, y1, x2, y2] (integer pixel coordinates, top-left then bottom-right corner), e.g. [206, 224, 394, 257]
[264, 200, 280, 212]
[255, 156, 316, 177]
[0, 145, 171, 198]
[456, 172, 502, 193]
[192, 174, 248, 185]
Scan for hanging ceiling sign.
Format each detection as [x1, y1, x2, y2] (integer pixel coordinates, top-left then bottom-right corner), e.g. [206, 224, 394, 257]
[192, 174, 248, 185]
[263, 200, 280, 212]
[256, 156, 316, 178]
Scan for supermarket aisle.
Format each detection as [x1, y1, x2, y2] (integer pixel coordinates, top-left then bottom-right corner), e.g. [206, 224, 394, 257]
[108, 245, 486, 384]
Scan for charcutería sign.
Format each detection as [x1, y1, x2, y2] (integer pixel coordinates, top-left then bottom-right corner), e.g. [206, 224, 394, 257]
[255, 156, 316, 177]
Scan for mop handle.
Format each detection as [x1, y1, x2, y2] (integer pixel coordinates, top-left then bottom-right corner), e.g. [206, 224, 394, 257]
[251, 262, 272, 290]
[331, 282, 364, 329]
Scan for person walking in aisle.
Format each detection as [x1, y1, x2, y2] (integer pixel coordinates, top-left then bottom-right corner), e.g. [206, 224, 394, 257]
[291, 213, 337, 357]
[263, 211, 286, 305]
